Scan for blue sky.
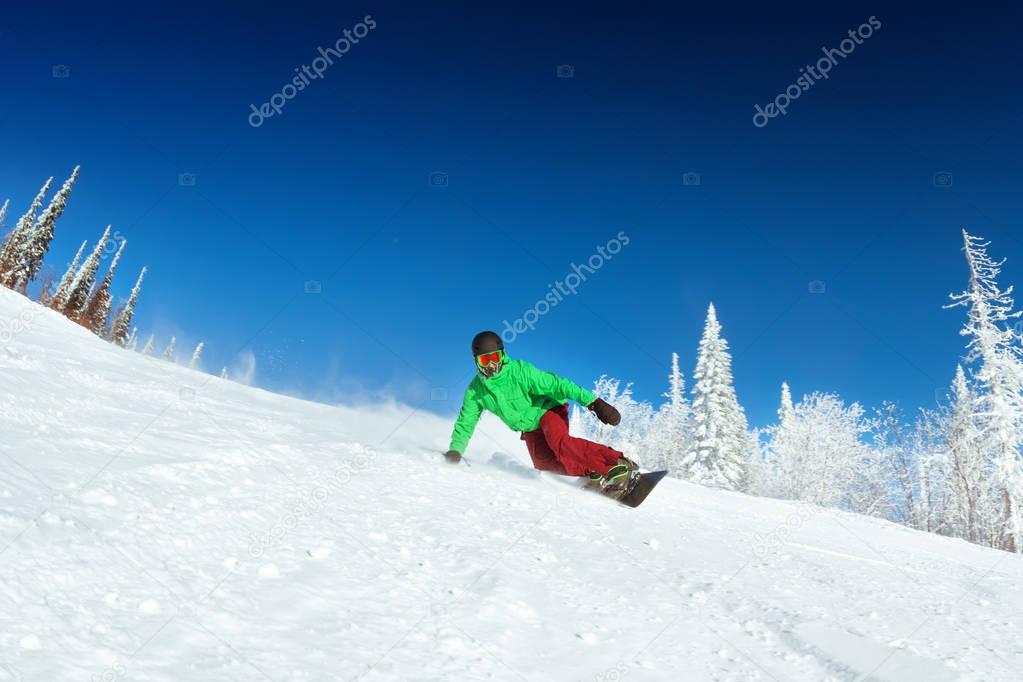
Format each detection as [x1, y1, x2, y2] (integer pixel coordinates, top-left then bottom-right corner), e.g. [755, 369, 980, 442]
[1, 2, 1021, 428]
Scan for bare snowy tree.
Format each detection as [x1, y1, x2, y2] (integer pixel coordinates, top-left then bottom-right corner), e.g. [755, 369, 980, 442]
[939, 365, 997, 544]
[947, 230, 1023, 553]
[571, 376, 655, 465]
[33, 265, 59, 305]
[760, 389, 877, 510]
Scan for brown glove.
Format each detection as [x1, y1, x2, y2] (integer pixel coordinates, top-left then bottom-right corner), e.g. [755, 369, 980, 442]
[588, 398, 621, 426]
[443, 450, 462, 464]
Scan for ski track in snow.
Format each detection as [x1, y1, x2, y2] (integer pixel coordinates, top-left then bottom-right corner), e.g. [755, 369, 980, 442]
[1, 287, 1022, 681]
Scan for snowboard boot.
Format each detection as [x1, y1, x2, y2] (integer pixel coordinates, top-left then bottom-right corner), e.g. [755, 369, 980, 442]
[589, 456, 640, 499]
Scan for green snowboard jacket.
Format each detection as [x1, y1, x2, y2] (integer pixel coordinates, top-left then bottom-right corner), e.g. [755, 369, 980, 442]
[447, 357, 596, 454]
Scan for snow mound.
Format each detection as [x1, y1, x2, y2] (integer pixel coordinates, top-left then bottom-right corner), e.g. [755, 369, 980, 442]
[1, 287, 1021, 681]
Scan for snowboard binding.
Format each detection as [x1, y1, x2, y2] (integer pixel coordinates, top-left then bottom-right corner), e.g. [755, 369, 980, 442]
[586, 458, 668, 508]
[589, 457, 641, 500]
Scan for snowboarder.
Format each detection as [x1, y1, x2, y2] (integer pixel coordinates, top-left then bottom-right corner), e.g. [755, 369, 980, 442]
[443, 331, 638, 494]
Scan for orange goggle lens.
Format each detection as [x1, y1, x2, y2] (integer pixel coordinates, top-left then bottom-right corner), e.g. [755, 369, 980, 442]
[476, 351, 502, 367]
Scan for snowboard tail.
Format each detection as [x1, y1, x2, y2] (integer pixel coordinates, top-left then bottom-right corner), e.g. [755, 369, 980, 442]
[618, 470, 668, 508]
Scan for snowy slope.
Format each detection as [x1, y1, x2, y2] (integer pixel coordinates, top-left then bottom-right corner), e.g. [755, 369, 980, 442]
[1, 288, 1021, 682]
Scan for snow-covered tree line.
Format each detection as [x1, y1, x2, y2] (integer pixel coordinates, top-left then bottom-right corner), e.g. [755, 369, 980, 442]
[0, 168, 146, 345]
[574, 231, 1023, 555]
[572, 302, 750, 490]
[0, 173, 216, 376]
[746, 227, 1023, 554]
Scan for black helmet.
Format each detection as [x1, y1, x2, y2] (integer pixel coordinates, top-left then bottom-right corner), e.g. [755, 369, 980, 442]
[471, 331, 503, 355]
[471, 331, 505, 377]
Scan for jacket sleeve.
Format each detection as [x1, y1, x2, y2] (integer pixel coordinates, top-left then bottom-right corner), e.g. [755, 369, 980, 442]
[448, 387, 483, 453]
[521, 361, 596, 406]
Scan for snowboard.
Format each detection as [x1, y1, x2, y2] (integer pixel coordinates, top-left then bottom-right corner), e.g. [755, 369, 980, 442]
[618, 470, 668, 508]
[589, 470, 668, 508]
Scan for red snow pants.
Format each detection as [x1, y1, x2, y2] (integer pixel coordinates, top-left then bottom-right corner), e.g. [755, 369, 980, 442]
[522, 404, 622, 477]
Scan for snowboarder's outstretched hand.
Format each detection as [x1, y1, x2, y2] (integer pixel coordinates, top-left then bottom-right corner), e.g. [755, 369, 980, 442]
[443, 450, 462, 464]
[588, 398, 621, 426]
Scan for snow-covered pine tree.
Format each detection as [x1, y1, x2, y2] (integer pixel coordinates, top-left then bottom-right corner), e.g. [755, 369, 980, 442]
[682, 303, 750, 490]
[163, 336, 176, 362]
[649, 353, 692, 476]
[107, 303, 125, 340]
[50, 239, 88, 310]
[81, 239, 126, 335]
[189, 342, 204, 369]
[0, 177, 53, 288]
[14, 166, 80, 290]
[219, 367, 228, 379]
[779, 382, 794, 424]
[749, 382, 797, 498]
[142, 334, 155, 356]
[126, 327, 138, 351]
[110, 266, 146, 345]
[63, 226, 111, 319]
[947, 230, 1023, 552]
[0, 199, 9, 227]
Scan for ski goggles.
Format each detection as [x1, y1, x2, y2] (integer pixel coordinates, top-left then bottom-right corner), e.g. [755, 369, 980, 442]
[475, 350, 504, 368]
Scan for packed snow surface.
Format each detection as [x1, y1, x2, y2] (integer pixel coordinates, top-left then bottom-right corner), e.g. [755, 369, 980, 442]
[1, 287, 1021, 681]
